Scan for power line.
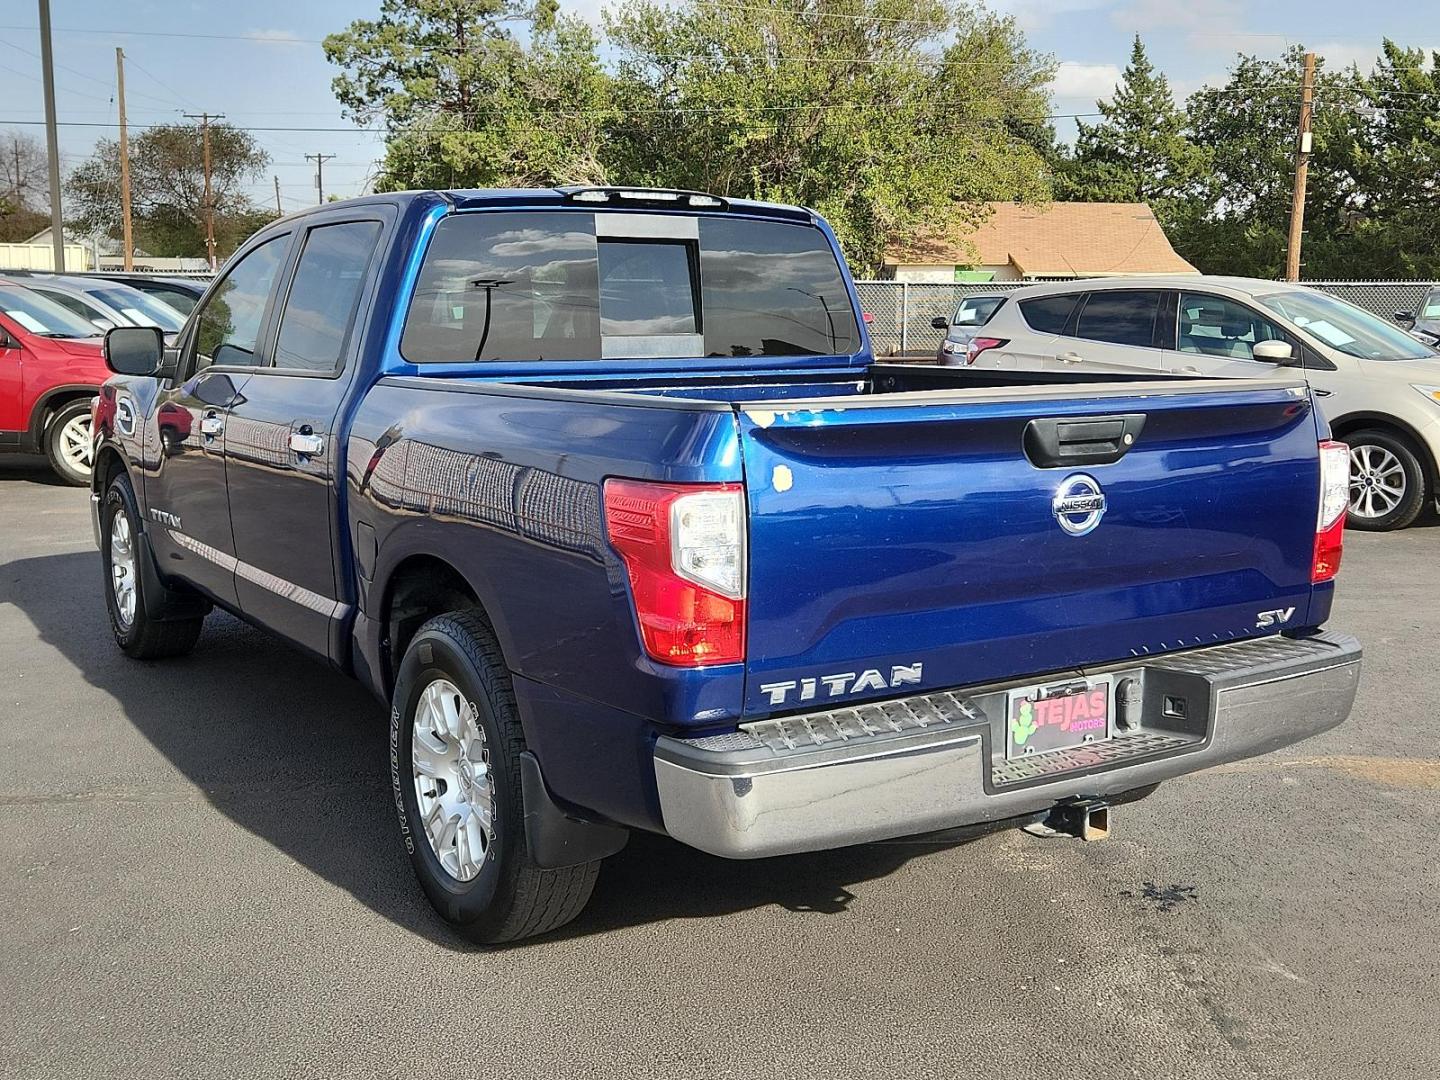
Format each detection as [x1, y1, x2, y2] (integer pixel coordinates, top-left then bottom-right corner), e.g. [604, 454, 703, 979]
[123, 54, 197, 112]
[0, 24, 330, 45]
[0, 35, 176, 110]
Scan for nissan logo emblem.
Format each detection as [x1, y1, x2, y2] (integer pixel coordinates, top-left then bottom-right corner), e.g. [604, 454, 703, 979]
[1051, 474, 1107, 536]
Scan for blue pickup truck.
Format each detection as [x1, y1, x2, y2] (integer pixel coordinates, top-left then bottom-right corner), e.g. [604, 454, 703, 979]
[91, 188, 1362, 942]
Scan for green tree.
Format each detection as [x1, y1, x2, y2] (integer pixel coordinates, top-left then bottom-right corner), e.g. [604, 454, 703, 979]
[324, 0, 612, 189]
[1180, 47, 1368, 277]
[1343, 41, 1440, 277]
[1057, 36, 1209, 230]
[65, 123, 272, 259]
[604, 0, 1055, 271]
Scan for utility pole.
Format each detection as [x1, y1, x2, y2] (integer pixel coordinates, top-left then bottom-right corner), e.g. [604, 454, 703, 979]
[37, 0, 65, 271]
[116, 48, 134, 271]
[1285, 51, 1317, 283]
[184, 112, 223, 270]
[274, 175, 282, 215]
[305, 152, 335, 205]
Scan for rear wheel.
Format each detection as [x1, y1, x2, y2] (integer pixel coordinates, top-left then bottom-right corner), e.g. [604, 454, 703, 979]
[1344, 429, 1426, 531]
[45, 399, 93, 486]
[102, 471, 205, 659]
[391, 612, 600, 943]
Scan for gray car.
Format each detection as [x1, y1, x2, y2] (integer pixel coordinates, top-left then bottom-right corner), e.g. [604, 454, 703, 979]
[931, 294, 1008, 363]
[1396, 287, 1440, 347]
[934, 276, 1440, 531]
[8, 273, 186, 338]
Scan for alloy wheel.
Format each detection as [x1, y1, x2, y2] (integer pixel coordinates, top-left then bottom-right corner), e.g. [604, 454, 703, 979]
[59, 413, 92, 476]
[1348, 443, 1406, 521]
[109, 511, 137, 628]
[411, 678, 495, 882]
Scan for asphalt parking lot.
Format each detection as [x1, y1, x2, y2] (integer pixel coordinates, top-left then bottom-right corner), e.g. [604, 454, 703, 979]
[2, 457, 1436, 1080]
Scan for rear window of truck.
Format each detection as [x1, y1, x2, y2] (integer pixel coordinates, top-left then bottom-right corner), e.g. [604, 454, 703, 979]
[400, 211, 859, 363]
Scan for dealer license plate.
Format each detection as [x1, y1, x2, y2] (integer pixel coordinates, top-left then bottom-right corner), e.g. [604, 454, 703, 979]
[1005, 676, 1113, 760]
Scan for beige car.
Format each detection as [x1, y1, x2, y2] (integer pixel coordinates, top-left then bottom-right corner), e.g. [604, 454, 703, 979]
[959, 276, 1440, 530]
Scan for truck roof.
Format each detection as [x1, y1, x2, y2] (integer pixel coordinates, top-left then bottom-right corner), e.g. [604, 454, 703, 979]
[273, 186, 816, 226]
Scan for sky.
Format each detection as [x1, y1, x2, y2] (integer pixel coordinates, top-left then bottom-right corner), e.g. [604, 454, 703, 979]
[0, 0, 1430, 224]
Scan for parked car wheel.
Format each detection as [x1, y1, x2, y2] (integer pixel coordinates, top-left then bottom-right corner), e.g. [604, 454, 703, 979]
[1344, 429, 1427, 531]
[45, 399, 94, 486]
[391, 611, 600, 943]
[101, 471, 205, 658]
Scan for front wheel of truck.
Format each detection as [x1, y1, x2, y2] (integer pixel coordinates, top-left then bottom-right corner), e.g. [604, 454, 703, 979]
[102, 471, 205, 659]
[391, 612, 600, 944]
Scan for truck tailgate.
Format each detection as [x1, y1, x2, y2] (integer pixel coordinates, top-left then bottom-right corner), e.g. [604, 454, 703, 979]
[737, 380, 1322, 716]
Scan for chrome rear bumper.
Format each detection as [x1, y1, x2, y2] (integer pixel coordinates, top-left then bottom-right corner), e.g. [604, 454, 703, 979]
[654, 632, 1361, 858]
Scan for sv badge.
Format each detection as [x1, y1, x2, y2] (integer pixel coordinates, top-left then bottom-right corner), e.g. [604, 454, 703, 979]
[1255, 607, 1296, 629]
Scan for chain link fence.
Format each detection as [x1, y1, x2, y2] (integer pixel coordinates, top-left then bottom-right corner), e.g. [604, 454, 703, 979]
[855, 279, 1438, 357]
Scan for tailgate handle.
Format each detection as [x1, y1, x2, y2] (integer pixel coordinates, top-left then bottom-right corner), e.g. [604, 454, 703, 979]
[1024, 413, 1146, 468]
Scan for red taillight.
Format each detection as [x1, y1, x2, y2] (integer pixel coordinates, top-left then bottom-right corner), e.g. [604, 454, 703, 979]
[603, 479, 746, 666]
[966, 336, 1008, 365]
[1313, 440, 1349, 582]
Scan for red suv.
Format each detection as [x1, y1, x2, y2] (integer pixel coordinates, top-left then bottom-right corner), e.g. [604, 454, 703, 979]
[0, 279, 111, 484]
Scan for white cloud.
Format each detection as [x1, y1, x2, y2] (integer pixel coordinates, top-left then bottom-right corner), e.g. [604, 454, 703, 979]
[1050, 62, 1123, 101]
[981, 0, 1118, 33]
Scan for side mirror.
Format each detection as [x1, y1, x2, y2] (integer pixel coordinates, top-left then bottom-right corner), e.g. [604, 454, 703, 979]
[105, 325, 165, 376]
[930, 315, 949, 331]
[1252, 340, 1294, 364]
[1394, 310, 1416, 329]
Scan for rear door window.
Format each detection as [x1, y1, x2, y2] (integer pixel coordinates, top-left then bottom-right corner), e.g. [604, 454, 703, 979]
[1075, 290, 1161, 348]
[271, 221, 382, 373]
[1018, 294, 1080, 334]
[400, 211, 858, 363]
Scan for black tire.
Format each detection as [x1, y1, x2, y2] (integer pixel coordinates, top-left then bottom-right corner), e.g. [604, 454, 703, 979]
[391, 611, 600, 944]
[101, 471, 205, 659]
[1343, 428, 1427, 532]
[45, 399, 93, 486]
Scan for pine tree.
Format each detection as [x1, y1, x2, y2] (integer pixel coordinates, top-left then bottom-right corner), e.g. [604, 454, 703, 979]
[1058, 36, 1209, 229]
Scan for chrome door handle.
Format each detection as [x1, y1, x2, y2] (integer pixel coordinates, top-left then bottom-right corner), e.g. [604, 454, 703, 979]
[199, 414, 224, 436]
[289, 432, 325, 456]
[1058, 351, 1084, 363]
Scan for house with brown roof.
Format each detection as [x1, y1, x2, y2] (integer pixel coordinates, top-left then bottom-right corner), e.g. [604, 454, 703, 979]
[882, 201, 1197, 283]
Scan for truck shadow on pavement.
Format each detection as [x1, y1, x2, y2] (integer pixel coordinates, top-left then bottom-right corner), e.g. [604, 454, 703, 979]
[4, 550, 970, 950]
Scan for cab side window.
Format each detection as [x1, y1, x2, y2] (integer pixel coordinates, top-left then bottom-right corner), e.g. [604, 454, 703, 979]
[191, 235, 289, 373]
[270, 221, 382, 374]
[1178, 292, 1288, 361]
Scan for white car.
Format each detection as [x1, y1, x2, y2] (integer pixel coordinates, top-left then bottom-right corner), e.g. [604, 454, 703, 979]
[939, 276, 1440, 530]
